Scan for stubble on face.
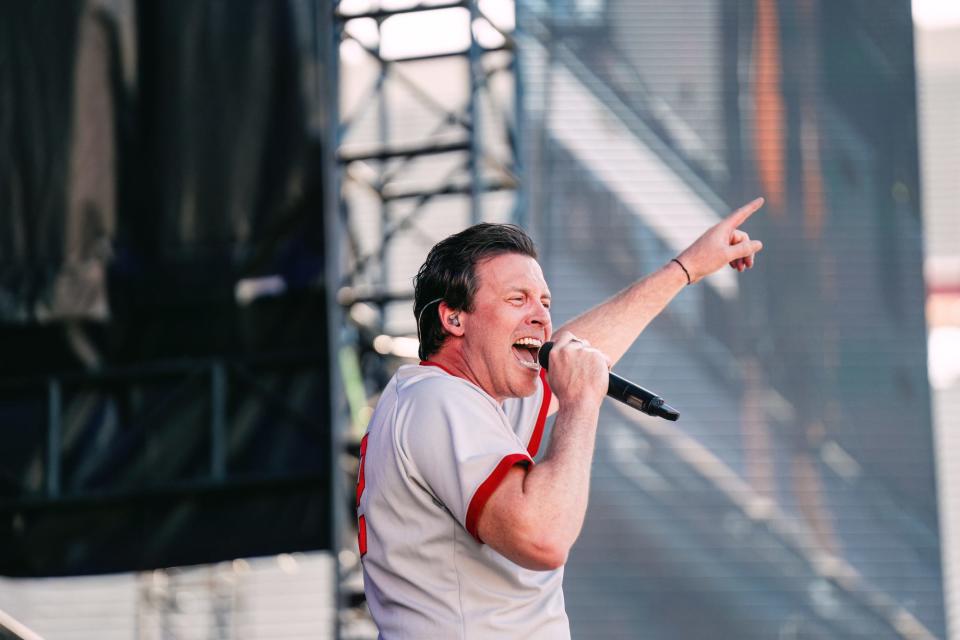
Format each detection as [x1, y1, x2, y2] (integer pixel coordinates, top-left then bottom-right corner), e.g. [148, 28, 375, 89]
[460, 253, 552, 402]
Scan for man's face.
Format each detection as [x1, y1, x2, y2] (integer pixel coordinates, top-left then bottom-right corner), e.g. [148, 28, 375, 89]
[459, 252, 552, 402]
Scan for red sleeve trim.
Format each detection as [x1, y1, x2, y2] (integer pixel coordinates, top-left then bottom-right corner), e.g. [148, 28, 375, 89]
[465, 453, 532, 543]
[527, 368, 552, 458]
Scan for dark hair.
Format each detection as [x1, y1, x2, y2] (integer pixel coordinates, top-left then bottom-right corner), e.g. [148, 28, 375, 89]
[414, 223, 538, 359]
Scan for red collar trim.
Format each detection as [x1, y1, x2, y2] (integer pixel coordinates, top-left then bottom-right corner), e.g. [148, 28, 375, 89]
[419, 360, 462, 379]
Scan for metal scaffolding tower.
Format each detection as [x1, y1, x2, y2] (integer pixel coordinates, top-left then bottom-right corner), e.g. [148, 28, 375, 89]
[319, 0, 523, 631]
[326, 0, 523, 323]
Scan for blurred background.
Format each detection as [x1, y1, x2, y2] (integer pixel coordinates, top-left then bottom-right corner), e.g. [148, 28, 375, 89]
[0, 0, 955, 638]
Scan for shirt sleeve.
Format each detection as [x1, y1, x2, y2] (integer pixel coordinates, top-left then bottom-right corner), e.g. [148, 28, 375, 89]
[501, 368, 552, 459]
[398, 377, 532, 542]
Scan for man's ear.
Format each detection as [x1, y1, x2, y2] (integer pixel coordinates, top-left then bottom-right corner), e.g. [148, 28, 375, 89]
[438, 301, 466, 337]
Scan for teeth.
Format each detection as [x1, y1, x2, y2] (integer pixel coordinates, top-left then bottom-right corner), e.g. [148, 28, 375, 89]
[512, 338, 541, 370]
[513, 337, 543, 347]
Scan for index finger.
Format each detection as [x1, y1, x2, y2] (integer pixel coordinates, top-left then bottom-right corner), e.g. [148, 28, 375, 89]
[724, 197, 764, 229]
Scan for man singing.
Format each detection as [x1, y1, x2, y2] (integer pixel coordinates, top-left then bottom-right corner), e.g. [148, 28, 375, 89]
[356, 198, 765, 638]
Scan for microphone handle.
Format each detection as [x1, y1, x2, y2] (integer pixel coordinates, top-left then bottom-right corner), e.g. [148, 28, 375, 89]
[607, 372, 655, 411]
[538, 342, 679, 421]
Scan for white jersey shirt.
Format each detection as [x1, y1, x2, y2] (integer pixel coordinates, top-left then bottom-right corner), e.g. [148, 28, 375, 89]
[357, 361, 569, 639]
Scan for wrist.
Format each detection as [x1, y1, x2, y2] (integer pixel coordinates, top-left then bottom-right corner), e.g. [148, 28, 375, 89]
[556, 395, 604, 415]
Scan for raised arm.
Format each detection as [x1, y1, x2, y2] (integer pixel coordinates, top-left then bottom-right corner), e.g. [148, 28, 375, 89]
[471, 200, 766, 569]
[547, 197, 766, 413]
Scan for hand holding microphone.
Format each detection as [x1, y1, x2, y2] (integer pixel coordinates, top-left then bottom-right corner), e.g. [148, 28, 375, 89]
[539, 340, 679, 421]
[539, 334, 610, 410]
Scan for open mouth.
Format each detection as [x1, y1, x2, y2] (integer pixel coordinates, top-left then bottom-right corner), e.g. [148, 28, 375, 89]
[511, 337, 542, 370]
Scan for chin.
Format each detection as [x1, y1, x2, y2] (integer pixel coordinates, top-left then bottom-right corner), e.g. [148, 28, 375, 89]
[509, 377, 539, 399]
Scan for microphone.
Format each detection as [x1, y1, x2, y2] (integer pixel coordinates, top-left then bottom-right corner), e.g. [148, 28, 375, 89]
[538, 342, 679, 421]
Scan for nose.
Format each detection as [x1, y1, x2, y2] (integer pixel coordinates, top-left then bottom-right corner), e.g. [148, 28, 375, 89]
[529, 300, 551, 328]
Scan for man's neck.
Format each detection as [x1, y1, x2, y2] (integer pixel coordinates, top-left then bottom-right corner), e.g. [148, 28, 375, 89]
[424, 347, 499, 402]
